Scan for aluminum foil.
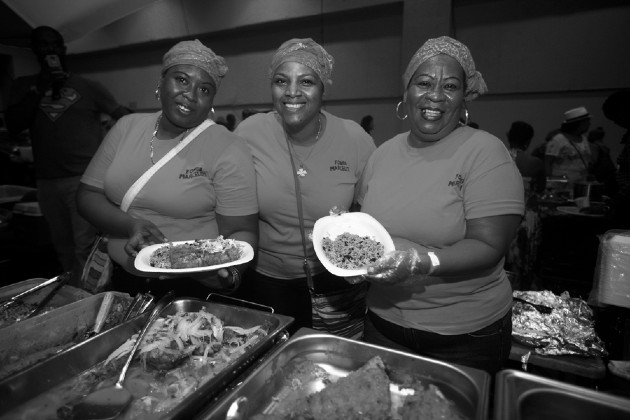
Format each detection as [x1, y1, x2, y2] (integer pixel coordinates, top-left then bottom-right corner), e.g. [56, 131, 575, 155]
[512, 290, 607, 357]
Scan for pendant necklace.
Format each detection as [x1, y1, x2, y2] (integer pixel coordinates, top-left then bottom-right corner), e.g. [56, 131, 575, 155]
[286, 115, 322, 177]
[149, 115, 190, 165]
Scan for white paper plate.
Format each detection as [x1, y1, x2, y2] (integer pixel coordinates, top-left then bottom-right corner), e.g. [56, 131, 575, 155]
[134, 239, 254, 274]
[313, 212, 395, 277]
[556, 206, 604, 218]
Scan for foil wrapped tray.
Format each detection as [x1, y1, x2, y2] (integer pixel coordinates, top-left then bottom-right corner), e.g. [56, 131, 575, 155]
[199, 328, 491, 420]
[0, 297, 293, 419]
[512, 290, 607, 357]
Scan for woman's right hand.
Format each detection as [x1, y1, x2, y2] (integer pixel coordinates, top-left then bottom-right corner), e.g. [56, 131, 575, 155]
[124, 219, 167, 257]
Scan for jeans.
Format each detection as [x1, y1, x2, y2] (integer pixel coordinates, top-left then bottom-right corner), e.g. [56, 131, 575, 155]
[37, 176, 97, 286]
[364, 309, 512, 375]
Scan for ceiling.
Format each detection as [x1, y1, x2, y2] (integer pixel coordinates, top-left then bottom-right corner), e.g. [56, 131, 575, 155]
[0, 0, 161, 50]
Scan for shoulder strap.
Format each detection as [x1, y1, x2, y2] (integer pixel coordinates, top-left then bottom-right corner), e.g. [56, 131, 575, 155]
[120, 118, 214, 212]
[285, 136, 315, 290]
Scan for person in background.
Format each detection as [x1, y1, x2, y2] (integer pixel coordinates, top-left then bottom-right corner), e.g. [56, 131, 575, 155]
[77, 39, 258, 297]
[233, 38, 376, 334]
[6, 26, 130, 285]
[587, 126, 617, 197]
[355, 36, 524, 374]
[545, 107, 593, 189]
[507, 121, 545, 194]
[360, 115, 374, 135]
[531, 128, 561, 161]
[602, 90, 630, 229]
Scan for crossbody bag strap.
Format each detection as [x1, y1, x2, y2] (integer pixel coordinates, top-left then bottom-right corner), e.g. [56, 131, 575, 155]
[567, 137, 590, 173]
[285, 137, 315, 290]
[120, 118, 214, 212]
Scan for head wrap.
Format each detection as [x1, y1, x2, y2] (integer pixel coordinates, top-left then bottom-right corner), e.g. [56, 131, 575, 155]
[268, 38, 334, 91]
[162, 39, 228, 89]
[402, 36, 487, 102]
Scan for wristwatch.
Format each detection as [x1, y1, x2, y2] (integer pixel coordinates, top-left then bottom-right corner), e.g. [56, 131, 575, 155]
[427, 251, 440, 275]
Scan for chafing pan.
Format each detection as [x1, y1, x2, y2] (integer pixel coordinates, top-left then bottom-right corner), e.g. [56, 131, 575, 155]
[0, 291, 132, 380]
[0, 277, 92, 329]
[494, 369, 630, 420]
[0, 297, 293, 419]
[198, 327, 491, 419]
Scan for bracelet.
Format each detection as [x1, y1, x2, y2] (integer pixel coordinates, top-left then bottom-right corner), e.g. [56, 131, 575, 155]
[226, 267, 241, 293]
[427, 251, 440, 275]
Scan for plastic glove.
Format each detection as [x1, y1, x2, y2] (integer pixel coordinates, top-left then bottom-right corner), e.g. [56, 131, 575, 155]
[362, 248, 426, 286]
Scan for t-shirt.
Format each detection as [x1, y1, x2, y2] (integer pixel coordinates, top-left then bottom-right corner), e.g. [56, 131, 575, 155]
[357, 126, 524, 335]
[9, 73, 122, 179]
[81, 112, 258, 272]
[545, 132, 592, 184]
[236, 111, 376, 279]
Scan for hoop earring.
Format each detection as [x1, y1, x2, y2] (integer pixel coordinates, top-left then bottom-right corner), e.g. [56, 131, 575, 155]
[396, 101, 408, 121]
[154, 83, 161, 101]
[459, 108, 469, 126]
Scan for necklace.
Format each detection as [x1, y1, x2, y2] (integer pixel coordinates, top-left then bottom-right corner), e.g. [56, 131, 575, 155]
[149, 115, 190, 165]
[286, 115, 322, 177]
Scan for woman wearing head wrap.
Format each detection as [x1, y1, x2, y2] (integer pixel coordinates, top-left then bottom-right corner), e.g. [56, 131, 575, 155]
[354, 36, 524, 374]
[77, 40, 258, 298]
[232, 38, 376, 335]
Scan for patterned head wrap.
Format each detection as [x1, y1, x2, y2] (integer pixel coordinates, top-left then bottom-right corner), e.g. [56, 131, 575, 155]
[269, 38, 334, 91]
[162, 39, 228, 89]
[402, 36, 487, 102]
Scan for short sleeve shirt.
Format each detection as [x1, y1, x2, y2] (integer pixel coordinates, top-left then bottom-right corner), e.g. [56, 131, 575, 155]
[545, 133, 592, 183]
[81, 112, 258, 272]
[236, 111, 376, 278]
[357, 126, 524, 334]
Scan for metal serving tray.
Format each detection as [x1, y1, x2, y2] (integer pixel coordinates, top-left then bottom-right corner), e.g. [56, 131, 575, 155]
[0, 297, 293, 419]
[0, 291, 132, 380]
[0, 277, 92, 329]
[199, 328, 491, 420]
[494, 369, 630, 420]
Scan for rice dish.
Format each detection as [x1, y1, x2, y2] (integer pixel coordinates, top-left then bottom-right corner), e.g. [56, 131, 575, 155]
[322, 232, 384, 270]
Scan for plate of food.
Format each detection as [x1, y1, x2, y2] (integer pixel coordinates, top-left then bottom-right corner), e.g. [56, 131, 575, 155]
[313, 212, 395, 277]
[134, 236, 254, 274]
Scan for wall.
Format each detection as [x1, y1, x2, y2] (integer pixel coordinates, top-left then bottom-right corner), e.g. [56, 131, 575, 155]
[3, 0, 630, 156]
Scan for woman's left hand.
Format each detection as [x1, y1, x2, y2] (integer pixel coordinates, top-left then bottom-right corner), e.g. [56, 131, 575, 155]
[124, 219, 167, 257]
[363, 248, 426, 286]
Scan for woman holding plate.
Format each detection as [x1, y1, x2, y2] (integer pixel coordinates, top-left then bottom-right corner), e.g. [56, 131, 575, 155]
[233, 38, 375, 335]
[355, 36, 524, 374]
[77, 40, 258, 298]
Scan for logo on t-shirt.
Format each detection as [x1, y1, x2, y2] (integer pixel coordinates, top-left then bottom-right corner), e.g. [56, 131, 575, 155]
[330, 159, 350, 172]
[448, 173, 465, 190]
[39, 87, 81, 122]
[179, 166, 208, 179]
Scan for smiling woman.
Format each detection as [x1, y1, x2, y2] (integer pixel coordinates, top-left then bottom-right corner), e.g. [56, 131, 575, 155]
[76, 39, 259, 299]
[355, 36, 524, 375]
[231, 38, 376, 336]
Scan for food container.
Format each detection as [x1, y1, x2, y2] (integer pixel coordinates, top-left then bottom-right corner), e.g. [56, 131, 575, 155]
[0, 277, 92, 330]
[494, 369, 630, 419]
[0, 297, 293, 419]
[199, 328, 490, 419]
[0, 291, 132, 380]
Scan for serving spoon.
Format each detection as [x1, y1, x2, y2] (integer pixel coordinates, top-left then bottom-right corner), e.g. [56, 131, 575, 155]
[70, 291, 176, 420]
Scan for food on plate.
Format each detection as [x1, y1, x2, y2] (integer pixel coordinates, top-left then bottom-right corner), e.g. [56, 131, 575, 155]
[252, 356, 466, 420]
[321, 232, 384, 269]
[149, 236, 242, 269]
[3, 308, 269, 420]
